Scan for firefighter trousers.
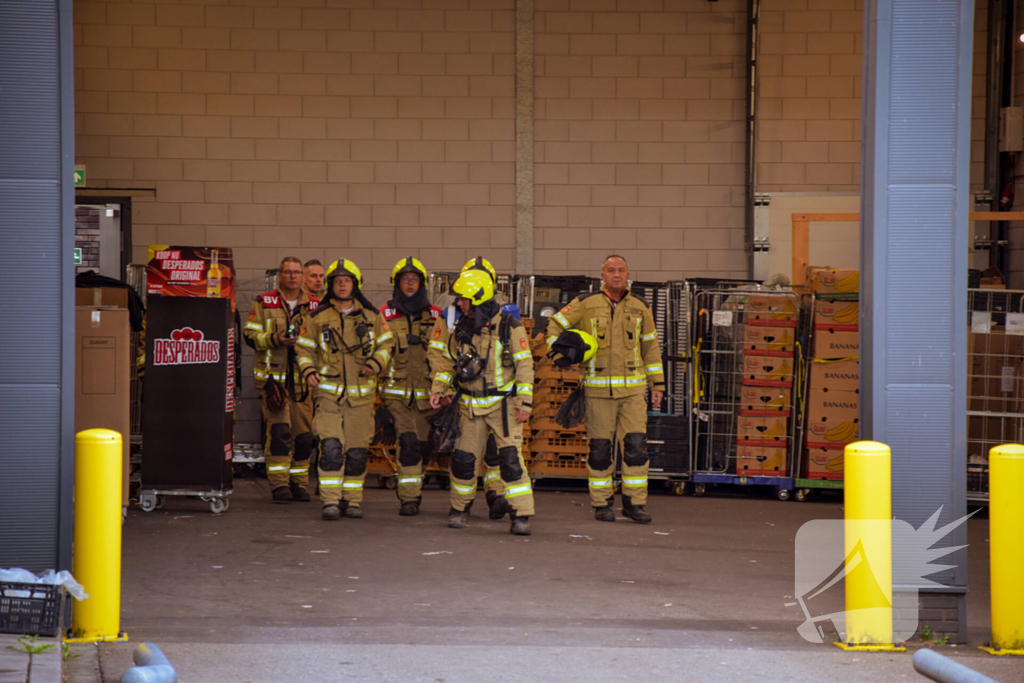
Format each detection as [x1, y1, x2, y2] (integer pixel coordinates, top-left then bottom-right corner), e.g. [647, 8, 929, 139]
[313, 396, 373, 507]
[386, 398, 435, 503]
[585, 393, 649, 507]
[262, 391, 315, 491]
[449, 403, 534, 517]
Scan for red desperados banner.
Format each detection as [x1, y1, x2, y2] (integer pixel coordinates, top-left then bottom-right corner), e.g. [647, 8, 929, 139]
[147, 245, 236, 312]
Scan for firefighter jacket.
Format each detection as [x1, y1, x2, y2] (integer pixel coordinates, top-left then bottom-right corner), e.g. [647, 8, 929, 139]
[545, 286, 665, 399]
[428, 310, 534, 418]
[379, 304, 442, 409]
[295, 299, 395, 407]
[243, 289, 320, 390]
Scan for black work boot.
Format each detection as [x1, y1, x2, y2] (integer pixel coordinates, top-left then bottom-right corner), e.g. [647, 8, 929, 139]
[342, 505, 363, 519]
[448, 507, 468, 529]
[594, 504, 615, 522]
[622, 496, 652, 524]
[399, 500, 420, 516]
[272, 486, 293, 503]
[322, 504, 341, 520]
[488, 493, 512, 520]
[290, 483, 311, 502]
[485, 490, 498, 509]
[509, 512, 531, 536]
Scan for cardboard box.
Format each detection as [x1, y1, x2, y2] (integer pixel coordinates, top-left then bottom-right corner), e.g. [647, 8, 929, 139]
[76, 307, 131, 505]
[804, 389, 859, 447]
[76, 287, 130, 309]
[812, 328, 859, 359]
[747, 293, 798, 326]
[742, 325, 795, 355]
[808, 268, 859, 295]
[812, 299, 859, 330]
[741, 355, 795, 387]
[736, 444, 788, 476]
[739, 385, 792, 416]
[802, 445, 845, 479]
[736, 415, 788, 447]
[968, 331, 1024, 413]
[808, 359, 860, 393]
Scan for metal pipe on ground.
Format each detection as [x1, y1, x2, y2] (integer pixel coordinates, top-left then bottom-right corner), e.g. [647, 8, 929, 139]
[912, 649, 998, 683]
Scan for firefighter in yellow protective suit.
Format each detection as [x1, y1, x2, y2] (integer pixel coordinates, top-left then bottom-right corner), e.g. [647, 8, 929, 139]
[243, 257, 321, 503]
[296, 258, 395, 520]
[379, 257, 442, 516]
[428, 270, 535, 535]
[545, 255, 665, 524]
[428, 257, 510, 520]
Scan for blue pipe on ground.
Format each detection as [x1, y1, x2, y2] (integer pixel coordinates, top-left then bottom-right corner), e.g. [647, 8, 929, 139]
[120, 642, 177, 683]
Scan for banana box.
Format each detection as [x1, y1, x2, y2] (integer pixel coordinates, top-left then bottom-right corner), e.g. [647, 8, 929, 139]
[741, 355, 795, 387]
[736, 415, 788, 447]
[802, 446, 845, 480]
[747, 293, 798, 327]
[808, 268, 859, 295]
[812, 328, 859, 359]
[739, 385, 792, 417]
[742, 325, 795, 356]
[808, 359, 859, 393]
[737, 444, 788, 476]
[804, 389, 859, 447]
[812, 299, 859, 331]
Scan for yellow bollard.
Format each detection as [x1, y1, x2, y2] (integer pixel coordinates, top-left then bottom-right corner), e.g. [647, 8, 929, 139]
[834, 441, 904, 652]
[67, 429, 128, 643]
[980, 444, 1024, 656]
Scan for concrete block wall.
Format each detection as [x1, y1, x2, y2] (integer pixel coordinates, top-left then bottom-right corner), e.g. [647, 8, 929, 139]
[74, 0, 519, 309]
[756, 0, 988, 193]
[532, 0, 749, 280]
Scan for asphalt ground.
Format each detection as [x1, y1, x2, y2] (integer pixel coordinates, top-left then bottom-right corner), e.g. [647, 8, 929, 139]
[87, 478, 1021, 683]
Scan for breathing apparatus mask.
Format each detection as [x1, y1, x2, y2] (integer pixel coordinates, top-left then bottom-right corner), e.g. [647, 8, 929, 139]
[454, 347, 486, 383]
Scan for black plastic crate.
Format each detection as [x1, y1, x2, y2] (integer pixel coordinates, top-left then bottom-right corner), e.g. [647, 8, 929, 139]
[0, 582, 64, 637]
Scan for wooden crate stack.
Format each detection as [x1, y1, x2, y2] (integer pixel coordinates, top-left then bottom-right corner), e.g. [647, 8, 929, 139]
[525, 320, 589, 479]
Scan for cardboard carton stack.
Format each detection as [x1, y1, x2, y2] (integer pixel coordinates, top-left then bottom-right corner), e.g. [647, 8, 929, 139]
[802, 268, 860, 480]
[76, 287, 132, 505]
[736, 293, 798, 476]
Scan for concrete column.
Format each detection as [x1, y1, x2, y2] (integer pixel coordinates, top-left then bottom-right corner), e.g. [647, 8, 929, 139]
[515, 0, 534, 274]
[860, 0, 974, 643]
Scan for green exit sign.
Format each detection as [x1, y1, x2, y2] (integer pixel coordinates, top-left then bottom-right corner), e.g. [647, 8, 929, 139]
[74, 248, 82, 265]
[74, 166, 85, 186]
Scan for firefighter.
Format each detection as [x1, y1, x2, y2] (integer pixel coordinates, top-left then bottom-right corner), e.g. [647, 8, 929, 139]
[243, 256, 321, 503]
[303, 259, 325, 298]
[545, 255, 665, 524]
[379, 257, 442, 516]
[300, 258, 325, 490]
[427, 256, 511, 520]
[296, 258, 395, 520]
[428, 270, 535, 535]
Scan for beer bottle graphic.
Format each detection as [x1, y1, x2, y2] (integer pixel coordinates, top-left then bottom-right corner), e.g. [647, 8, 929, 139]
[206, 249, 222, 298]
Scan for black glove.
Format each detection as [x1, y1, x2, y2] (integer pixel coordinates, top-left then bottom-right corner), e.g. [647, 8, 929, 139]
[264, 378, 287, 413]
[554, 386, 586, 428]
[373, 403, 397, 446]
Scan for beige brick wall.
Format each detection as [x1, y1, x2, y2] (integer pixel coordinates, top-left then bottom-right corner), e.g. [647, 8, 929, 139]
[74, 0, 518, 302]
[756, 0, 987, 193]
[533, 0, 750, 280]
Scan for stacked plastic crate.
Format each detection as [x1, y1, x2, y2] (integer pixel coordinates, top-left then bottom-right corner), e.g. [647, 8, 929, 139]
[526, 324, 588, 479]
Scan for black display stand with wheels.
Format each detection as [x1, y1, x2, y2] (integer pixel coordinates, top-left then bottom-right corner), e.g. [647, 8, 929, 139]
[140, 297, 234, 513]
